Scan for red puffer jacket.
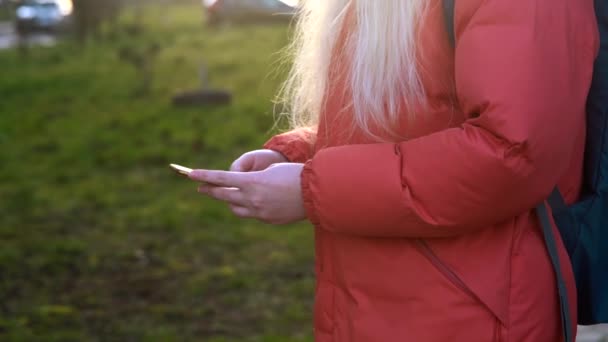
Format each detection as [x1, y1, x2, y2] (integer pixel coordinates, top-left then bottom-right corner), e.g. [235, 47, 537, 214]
[264, 0, 599, 340]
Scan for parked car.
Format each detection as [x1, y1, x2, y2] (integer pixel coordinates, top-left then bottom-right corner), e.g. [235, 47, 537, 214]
[203, 0, 296, 26]
[15, 0, 66, 34]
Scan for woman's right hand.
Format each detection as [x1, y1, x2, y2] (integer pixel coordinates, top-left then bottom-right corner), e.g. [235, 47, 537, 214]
[229, 149, 288, 172]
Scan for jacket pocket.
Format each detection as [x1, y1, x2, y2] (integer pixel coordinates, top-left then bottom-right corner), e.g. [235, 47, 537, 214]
[416, 239, 504, 342]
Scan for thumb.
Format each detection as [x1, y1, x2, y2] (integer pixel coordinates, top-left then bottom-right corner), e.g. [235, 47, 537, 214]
[230, 154, 255, 172]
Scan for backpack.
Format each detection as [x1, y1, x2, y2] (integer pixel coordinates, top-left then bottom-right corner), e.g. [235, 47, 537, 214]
[442, 1, 608, 341]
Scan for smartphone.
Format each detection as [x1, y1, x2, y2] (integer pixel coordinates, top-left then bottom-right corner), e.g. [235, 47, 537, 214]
[169, 163, 193, 177]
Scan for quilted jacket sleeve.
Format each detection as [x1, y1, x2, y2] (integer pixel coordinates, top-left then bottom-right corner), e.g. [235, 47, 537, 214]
[263, 127, 316, 163]
[300, 0, 598, 237]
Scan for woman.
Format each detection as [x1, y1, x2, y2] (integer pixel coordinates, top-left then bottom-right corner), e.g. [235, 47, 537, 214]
[189, 0, 599, 340]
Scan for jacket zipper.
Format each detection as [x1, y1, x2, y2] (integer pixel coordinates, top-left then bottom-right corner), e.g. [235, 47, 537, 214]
[494, 316, 502, 342]
[416, 238, 503, 341]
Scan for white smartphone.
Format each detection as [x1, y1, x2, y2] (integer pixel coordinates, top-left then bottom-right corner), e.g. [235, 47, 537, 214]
[169, 163, 193, 177]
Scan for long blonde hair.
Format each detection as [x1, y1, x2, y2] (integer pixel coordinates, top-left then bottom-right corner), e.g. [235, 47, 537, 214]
[279, 0, 428, 139]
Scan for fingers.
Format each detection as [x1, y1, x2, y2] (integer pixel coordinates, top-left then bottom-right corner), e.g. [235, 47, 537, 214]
[198, 185, 248, 207]
[197, 186, 256, 219]
[229, 204, 254, 219]
[189, 169, 250, 188]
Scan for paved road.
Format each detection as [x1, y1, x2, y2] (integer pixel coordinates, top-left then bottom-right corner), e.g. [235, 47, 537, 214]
[578, 324, 608, 342]
[0, 21, 15, 49]
[0, 21, 56, 49]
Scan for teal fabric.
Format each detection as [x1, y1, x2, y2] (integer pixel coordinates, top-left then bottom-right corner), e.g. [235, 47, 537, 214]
[559, 0, 608, 325]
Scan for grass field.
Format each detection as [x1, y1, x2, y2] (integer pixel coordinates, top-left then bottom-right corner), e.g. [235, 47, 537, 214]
[0, 6, 12, 21]
[0, 2, 315, 341]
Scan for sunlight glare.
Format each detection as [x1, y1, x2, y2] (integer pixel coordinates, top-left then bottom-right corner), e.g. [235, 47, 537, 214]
[56, 0, 73, 16]
[203, 0, 298, 6]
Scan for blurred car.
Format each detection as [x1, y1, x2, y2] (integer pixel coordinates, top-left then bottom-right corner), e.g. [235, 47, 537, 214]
[203, 0, 296, 26]
[15, 0, 66, 34]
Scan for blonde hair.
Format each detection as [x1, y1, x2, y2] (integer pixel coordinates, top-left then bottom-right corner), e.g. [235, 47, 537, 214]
[279, 0, 429, 139]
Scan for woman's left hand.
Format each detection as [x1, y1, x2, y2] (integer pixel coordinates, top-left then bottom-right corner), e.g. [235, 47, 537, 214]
[189, 163, 307, 225]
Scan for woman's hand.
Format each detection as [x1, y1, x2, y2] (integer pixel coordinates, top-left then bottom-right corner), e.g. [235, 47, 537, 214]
[189, 163, 307, 225]
[229, 149, 288, 172]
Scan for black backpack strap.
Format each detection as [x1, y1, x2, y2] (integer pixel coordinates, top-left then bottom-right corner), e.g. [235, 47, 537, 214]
[442, 0, 456, 48]
[536, 187, 574, 342]
[548, 186, 567, 211]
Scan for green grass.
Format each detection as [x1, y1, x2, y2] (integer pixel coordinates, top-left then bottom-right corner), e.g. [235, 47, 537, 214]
[0, 3, 314, 341]
[0, 6, 12, 21]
